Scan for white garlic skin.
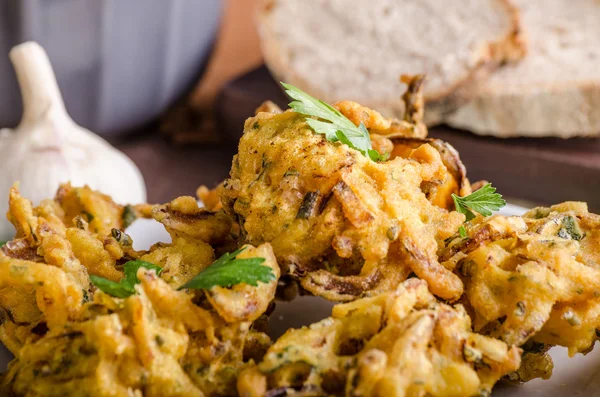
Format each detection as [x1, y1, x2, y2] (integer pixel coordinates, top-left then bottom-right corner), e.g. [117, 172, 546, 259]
[0, 42, 147, 240]
[0, 122, 147, 239]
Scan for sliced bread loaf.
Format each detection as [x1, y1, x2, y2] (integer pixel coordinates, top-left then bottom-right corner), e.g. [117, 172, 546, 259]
[258, 0, 524, 122]
[445, 0, 600, 137]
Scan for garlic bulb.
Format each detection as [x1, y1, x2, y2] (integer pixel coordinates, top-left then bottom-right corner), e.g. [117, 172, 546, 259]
[0, 42, 147, 239]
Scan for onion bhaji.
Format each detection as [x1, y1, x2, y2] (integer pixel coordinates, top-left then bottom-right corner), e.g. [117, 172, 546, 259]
[220, 108, 467, 302]
[237, 279, 521, 397]
[1, 266, 276, 397]
[440, 202, 600, 358]
[0, 184, 280, 397]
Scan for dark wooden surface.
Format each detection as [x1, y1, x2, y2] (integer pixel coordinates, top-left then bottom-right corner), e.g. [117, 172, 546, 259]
[216, 66, 600, 212]
[115, 136, 236, 204]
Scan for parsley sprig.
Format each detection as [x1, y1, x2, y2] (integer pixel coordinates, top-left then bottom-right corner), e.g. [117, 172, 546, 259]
[180, 247, 276, 291]
[452, 183, 506, 237]
[90, 260, 163, 298]
[90, 248, 275, 298]
[281, 83, 382, 161]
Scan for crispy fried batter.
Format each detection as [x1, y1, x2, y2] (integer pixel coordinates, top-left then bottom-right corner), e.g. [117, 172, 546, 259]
[0, 187, 92, 352]
[140, 237, 215, 288]
[1, 267, 275, 397]
[332, 75, 428, 161]
[333, 101, 393, 131]
[206, 244, 280, 323]
[55, 183, 148, 235]
[388, 137, 472, 210]
[220, 111, 464, 301]
[0, 183, 282, 397]
[0, 185, 153, 345]
[400, 75, 425, 127]
[0, 256, 84, 354]
[238, 279, 521, 397]
[440, 202, 600, 355]
[152, 196, 232, 245]
[196, 185, 224, 212]
[140, 196, 234, 287]
[367, 74, 428, 139]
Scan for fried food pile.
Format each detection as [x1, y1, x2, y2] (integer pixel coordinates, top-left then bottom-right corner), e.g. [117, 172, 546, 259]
[0, 184, 278, 396]
[238, 279, 521, 397]
[1, 77, 600, 396]
[439, 202, 600, 381]
[217, 80, 600, 393]
[2, 267, 274, 397]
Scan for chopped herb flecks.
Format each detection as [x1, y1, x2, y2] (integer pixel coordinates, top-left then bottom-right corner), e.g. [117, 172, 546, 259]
[90, 260, 163, 298]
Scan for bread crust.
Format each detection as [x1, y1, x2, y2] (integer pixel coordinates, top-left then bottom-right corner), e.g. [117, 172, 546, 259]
[257, 0, 525, 124]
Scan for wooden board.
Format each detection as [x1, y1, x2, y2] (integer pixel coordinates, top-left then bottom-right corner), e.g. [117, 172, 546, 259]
[116, 136, 236, 204]
[216, 66, 600, 211]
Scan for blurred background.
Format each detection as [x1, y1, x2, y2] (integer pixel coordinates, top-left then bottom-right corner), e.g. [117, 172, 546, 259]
[0, 0, 599, 211]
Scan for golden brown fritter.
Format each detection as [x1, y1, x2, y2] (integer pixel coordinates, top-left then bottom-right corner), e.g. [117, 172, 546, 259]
[0, 186, 97, 352]
[220, 110, 465, 302]
[54, 183, 149, 234]
[440, 202, 600, 355]
[0, 183, 282, 397]
[3, 183, 152, 283]
[0, 184, 159, 345]
[0, 256, 85, 354]
[237, 279, 521, 397]
[1, 263, 277, 397]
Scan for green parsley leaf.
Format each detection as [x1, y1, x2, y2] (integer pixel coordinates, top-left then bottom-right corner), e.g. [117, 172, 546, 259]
[89, 276, 131, 298]
[281, 82, 382, 161]
[90, 260, 163, 298]
[0, 241, 6, 248]
[122, 205, 137, 229]
[458, 226, 467, 238]
[557, 216, 584, 241]
[180, 247, 276, 291]
[452, 183, 506, 222]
